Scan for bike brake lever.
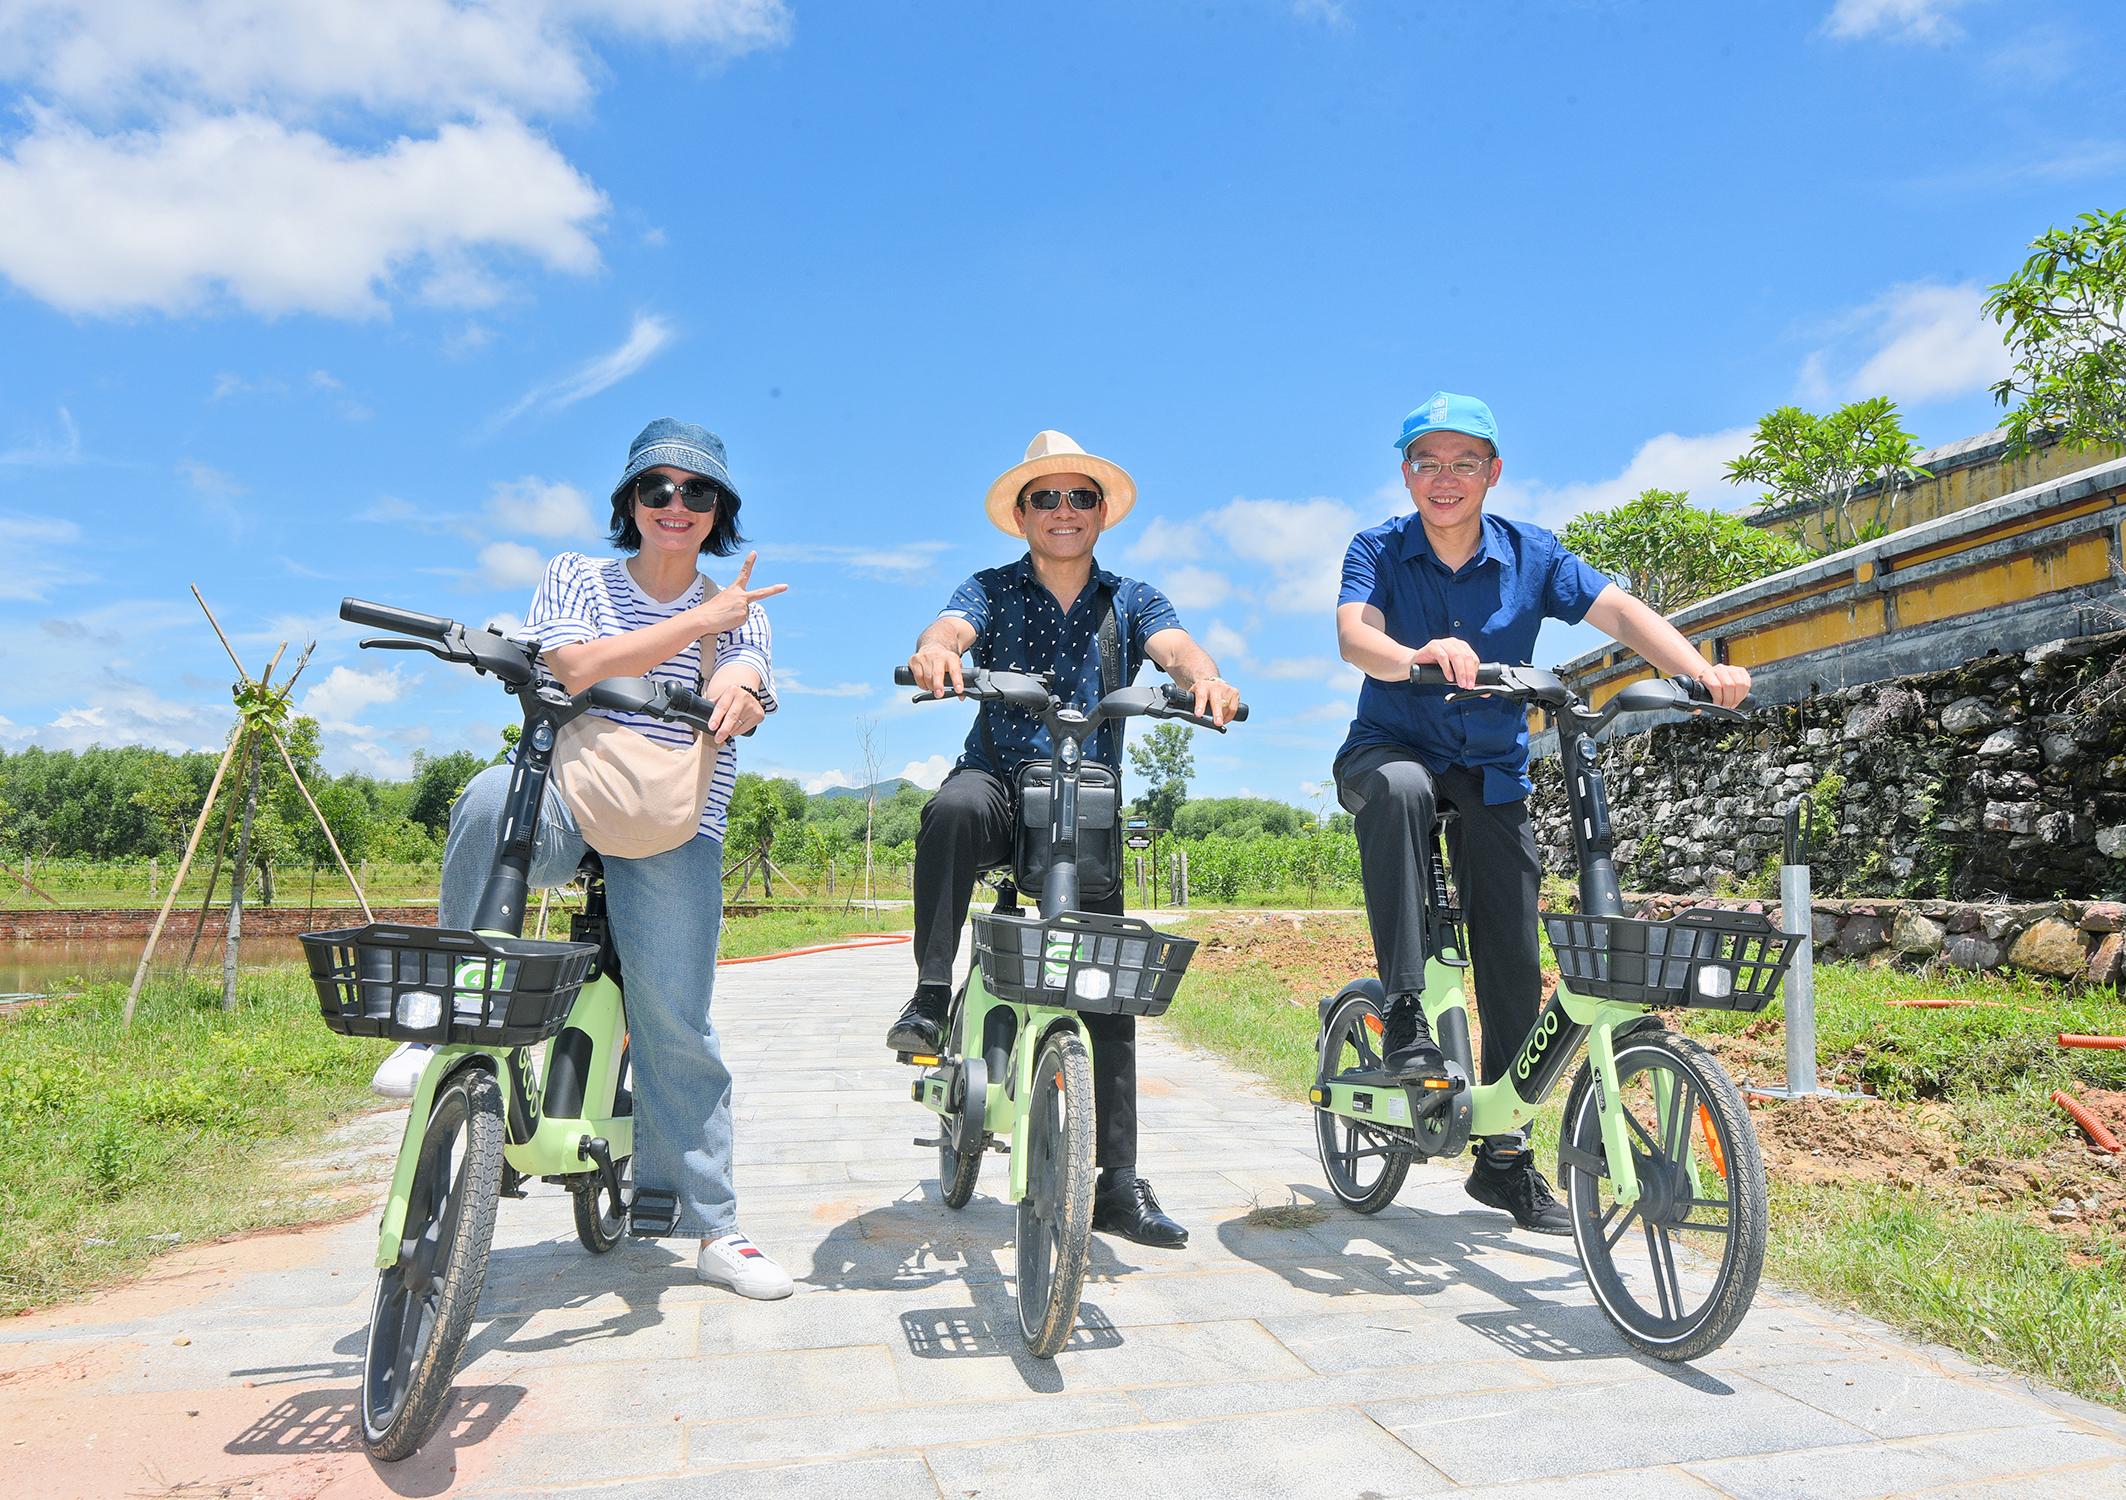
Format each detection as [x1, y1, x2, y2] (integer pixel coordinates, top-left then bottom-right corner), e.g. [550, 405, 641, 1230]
[360, 636, 457, 662]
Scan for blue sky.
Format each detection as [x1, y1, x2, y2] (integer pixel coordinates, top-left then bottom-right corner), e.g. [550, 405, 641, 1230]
[2, 0, 2120, 808]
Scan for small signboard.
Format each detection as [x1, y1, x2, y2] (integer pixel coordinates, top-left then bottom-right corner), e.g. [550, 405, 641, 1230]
[1125, 816, 1151, 831]
[1125, 832, 1153, 850]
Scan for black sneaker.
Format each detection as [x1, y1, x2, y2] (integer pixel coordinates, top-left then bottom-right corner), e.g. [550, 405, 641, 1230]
[1465, 1149, 1572, 1236]
[1380, 996, 1448, 1082]
[886, 991, 948, 1053]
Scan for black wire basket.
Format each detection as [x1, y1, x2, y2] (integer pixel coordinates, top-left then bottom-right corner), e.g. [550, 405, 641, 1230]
[971, 910, 1196, 1017]
[300, 922, 599, 1046]
[1543, 907, 1798, 1012]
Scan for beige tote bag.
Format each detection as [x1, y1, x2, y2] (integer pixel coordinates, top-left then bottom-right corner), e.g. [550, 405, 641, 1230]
[551, 713, 720, 858]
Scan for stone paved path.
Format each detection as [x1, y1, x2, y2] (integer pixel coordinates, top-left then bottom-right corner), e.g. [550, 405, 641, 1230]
[6, 941, 2126, 1498]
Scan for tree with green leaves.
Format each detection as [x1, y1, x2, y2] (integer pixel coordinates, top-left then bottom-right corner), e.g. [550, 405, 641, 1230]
[1984, 207, 2126, 454]
[725, 773, 807, 896]
[1724, 398, 1930, 554]
[1172, 796, 1305, 840]
[1127, 721, 1194, 831]
[1560, 488, 1810, 615]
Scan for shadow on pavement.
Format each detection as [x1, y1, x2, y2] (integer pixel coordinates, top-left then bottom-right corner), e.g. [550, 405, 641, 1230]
[223, 1380, 523, 1496]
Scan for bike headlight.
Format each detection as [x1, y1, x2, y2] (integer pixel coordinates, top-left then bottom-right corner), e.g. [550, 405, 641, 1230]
[398, 989, 443, 1031]
[1693, 967, 1733, 1003]
[1072, 968, 1112, 1003]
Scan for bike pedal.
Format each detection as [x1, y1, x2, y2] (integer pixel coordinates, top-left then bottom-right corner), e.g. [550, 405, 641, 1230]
[895, 1050, 944, 1067]
[628, 1188, 682, 1239]
[913, 1135, 943, 1147]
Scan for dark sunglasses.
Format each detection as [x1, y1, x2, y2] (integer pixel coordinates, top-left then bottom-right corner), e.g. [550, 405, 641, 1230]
[1021, 488, 1102, 512]
[634, 474, 723, 513]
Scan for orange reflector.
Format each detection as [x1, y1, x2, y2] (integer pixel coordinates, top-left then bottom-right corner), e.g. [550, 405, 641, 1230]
[909, 1054, 940, 1067]
[1697, 1104, 1728, 1180]
[1054, 1071, 1064, 1089]
[1420, 1078, 1453, 1090]
[1364, 1014, 1384, 1036]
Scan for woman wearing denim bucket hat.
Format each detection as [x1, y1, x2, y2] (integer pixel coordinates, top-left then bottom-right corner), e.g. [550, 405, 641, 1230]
[370, 417, 796, 1297]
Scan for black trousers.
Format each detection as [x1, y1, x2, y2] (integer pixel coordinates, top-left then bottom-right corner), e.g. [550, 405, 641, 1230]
[913, 767, 1138, 1170]
[1334, 744, 1544, 1098]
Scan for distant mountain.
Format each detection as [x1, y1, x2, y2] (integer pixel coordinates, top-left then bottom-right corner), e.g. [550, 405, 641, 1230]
[817, 778, 915, 801]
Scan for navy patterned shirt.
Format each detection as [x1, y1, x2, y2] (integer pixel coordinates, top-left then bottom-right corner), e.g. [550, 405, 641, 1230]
[940, 555, 1181, 776]
[1337, 512, 1611, 804]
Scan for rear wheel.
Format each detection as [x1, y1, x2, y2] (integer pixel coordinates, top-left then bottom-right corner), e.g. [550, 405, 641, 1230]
[1560, 1030, 1767, 1362]
[1016, 1029, 1095, 1358]
[939, 1050, 988, 1210]
[1314, 991, 1412, 1213]
[361, 1066, 504, 1461]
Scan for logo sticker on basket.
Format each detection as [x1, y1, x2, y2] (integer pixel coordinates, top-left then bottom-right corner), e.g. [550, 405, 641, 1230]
[1041, 932, 1072, 988]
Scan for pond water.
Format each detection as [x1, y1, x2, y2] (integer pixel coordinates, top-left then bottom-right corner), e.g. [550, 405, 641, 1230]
[2, 936, 310, 997]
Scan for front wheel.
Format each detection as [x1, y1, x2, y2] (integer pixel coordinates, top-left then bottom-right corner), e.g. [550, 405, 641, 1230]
[1016, 1029, 1095, 1358]
[361, 1065, 505, 1461]
[1559, 1029, 1767, 1362]
[1314, 990, 1411, 1213]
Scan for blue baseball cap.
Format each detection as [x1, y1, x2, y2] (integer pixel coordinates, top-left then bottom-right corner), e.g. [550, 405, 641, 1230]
[611, 416, 742, 507]
[1394, 391, 1500, 458]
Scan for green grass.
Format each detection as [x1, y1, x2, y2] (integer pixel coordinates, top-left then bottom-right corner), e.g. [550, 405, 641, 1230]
[1163, 913, 2126, 1407]
[0, 906, 905, 1314]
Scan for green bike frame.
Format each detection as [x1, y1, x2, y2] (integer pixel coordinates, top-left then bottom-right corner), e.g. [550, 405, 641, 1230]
[911, 968, 1089, 1201]
[373, 960, 633, 1268]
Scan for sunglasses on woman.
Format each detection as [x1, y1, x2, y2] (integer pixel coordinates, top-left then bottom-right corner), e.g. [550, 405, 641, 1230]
[635, 474, 723, 513]
[1021, 488, 1102, 512]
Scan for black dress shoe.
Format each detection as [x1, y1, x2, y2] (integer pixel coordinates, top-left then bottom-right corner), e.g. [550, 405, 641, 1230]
[886, 991, 948, 1053]
[1092, 1175, 1188, 1248]
[1466, 1149, 1572, 1236]
[1380, 995, 1448, 1082]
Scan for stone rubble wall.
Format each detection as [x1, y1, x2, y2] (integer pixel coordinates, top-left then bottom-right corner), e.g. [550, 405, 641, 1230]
[1529, 630, 2126, 969]
[1618, 893, 2124, 990]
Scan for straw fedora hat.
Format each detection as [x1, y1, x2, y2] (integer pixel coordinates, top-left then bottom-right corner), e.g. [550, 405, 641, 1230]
[983, 430, 1138, 536]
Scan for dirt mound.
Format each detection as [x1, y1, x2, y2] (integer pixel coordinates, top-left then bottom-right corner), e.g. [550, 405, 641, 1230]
[1749, 1095, 1958, 1189]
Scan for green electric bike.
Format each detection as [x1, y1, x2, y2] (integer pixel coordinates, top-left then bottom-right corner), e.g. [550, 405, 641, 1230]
[301, 598, 718, 1459]
[892, 665, 1245, 1356]
[1310, 664, 1800, 1362]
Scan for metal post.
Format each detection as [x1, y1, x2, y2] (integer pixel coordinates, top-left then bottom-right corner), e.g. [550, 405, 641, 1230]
[1778, 795, 1820, 1097]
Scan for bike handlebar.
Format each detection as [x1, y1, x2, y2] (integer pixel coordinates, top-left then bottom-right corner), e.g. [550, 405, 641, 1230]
[1408, 662, 1756, 721]
[340, 597, 454, 640]
[893, 665, 1247, 729]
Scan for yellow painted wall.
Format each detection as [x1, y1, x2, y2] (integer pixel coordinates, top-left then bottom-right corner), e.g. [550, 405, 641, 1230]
[1724, 597, 1887, 668]
[1768, 440, 2126, 554]
[1892, 537, 2113, 629]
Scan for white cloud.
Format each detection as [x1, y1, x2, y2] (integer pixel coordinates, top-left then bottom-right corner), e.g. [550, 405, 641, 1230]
[489, 476, 596, 539]
[761, 540, 953, 582]
[1800, 281, 2011, 408]
[1223, 497, 1372, 613]
[1822, 0, 1976, 43]
[1490, 427, 1760, 532]
[14, 695, 234, 755]
[801, 768, 857, 794]
[898, 754, 954, 790]
[0, 0, 792, 121]
[1201, 620, 1249, 664]
[300, 664, 407, 726]
[179, 459, 244, 496]
[1126, 514, 1210, 565]
[1293, 700, 1354, 724]
[0, 406, 82, 466]
[0, 110, 605, 317]
[1259, 655, 1343, 681]
[478, 540, 547, 589]
[778, 671, 874, 699]
[491, 312, 672, 427]
[1161, 564, 1233, 610]
[0, 514, 91, 599]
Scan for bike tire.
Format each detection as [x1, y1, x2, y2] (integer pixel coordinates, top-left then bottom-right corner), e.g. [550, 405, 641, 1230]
[1314, 991, 1412, 1214]
[1016, 1029, 1095, 1359]
[1560, 1029, 1767, 1363]
[939, 1049, 988, 1211]
[361, 1065, 506, 1461]
[573, 1045, 632, 1253]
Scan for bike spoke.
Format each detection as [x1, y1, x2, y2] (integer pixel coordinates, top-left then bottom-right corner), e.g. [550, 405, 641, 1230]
[1602, 1199, 1641, 1250]
[1662, 1076, 1697, 1165]
[1668, 1216, 1732, 1236]
[1642, 1220, 1683, 1323]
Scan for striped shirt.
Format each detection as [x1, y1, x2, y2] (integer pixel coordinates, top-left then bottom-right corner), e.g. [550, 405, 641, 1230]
[524, 551, 778, 843]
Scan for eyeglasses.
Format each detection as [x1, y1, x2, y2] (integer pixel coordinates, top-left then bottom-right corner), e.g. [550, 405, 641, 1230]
[1405, 458, 1490, 479]
[1021, 488, 1103, 512]
[635, 474, 722, 513]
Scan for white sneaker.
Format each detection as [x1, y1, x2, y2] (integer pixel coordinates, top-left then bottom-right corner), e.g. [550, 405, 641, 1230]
[696, 1231, 793, 1299]
[370, 1043, 432, 1098]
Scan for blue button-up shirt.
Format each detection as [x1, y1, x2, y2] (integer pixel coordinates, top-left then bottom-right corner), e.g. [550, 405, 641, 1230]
[1337, 512, 1611, 803]
[941, 555, 1181, 776]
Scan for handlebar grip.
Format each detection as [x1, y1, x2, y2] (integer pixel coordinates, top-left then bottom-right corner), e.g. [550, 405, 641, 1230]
[893, 666, 917, 686]
[1412, 663, 1504, 687]
[1670, 675, 1757, 714]
[341, 597, 453, 640]
[1232, 703, 1250, 722]
[668, 686, 716, 723]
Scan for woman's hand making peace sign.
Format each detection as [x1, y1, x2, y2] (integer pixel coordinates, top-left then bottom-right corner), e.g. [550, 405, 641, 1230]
[698, 552, 788, 637]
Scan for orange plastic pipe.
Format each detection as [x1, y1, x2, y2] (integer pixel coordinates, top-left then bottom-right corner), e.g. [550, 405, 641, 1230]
[2059, 1033, 2126, 1050]
[717, 934, 911, 967]
[2052, 1091, 2124, 1154]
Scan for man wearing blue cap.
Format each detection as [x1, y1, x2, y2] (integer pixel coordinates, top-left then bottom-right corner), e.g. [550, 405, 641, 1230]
[1333, 392, 1750, 1235]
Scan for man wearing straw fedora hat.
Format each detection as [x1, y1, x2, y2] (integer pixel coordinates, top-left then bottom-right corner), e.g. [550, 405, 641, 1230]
[888, 430, 1242, 1248]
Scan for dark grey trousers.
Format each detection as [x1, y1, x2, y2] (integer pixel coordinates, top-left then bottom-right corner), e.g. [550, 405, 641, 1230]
[1334, 744, 1544, 1097]
[912, 767, 1138, 1169]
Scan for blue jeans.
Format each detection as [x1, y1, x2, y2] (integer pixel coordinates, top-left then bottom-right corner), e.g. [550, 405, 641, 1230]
[442, 764, 736, 1239]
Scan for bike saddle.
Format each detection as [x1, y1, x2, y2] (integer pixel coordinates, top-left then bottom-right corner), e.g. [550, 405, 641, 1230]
[577, 851, 605, 882]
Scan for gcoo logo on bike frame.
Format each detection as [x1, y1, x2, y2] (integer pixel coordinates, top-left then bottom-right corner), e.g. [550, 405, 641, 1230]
[1515, 1009, 1561, 1080]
